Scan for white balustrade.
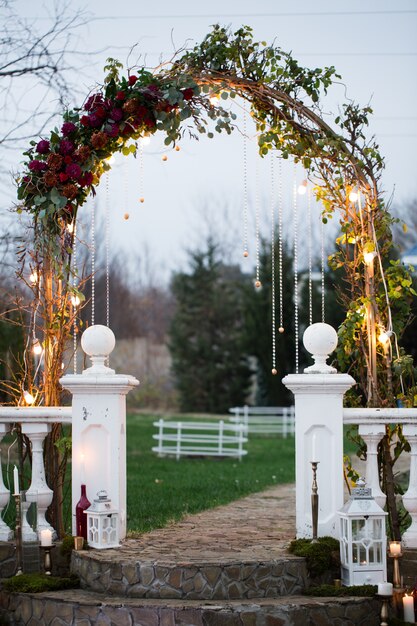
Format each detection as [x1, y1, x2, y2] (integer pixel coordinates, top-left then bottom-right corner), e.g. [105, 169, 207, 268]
[0, 424, 13, 541]
[402, 424, 417, 547]
[357, 424, 386, 508]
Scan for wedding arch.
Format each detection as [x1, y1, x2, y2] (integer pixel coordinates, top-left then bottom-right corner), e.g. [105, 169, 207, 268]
[15, 25, 414, 533]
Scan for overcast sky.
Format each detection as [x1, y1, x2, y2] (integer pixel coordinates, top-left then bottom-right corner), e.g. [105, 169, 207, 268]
[7, 0, 417, 281]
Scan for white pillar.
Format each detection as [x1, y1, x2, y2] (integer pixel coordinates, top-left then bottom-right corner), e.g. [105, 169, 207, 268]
[60, 325, 138, 540]
[21, 422, 55, 540]
[283, 323, 355, 538]
[402, 424, 417, 548]
[0, 425, 13, 541]
[358, 424, 386, 508]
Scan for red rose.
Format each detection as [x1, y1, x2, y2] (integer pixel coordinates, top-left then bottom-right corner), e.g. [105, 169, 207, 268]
[128, 75, 138, 86]
[36, 139, 50, 154]
[64, 155, 72, 164]
[116, 91, 126, 101]
[66, 163, 82, 180]
[182, 88, 194, 101]
[79, 172, 93, 187]
[106, 124, 120, 138]
[110, 108, 123, 122]
[59, 172, 69, 183]
[80, 116, 90, 127]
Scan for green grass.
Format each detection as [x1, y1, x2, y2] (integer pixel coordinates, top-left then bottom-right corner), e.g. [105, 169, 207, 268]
[126, 413, 295, 533]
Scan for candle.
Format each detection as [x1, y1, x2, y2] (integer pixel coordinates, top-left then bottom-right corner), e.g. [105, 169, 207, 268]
[377, 582, 393, 596]
[312, 434, 317, 461]
[13, 465, 19, 496]
[403, 594, 414, 623]
[389, 541, 401, 557]
[40, 529, 52, 547]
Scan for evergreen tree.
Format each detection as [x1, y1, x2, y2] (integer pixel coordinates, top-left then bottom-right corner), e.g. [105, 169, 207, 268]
[169, 240, 252, 413]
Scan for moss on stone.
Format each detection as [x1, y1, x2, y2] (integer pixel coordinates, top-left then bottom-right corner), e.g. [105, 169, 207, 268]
[2, 574, 79, 594]
[288, 536, 340, 577]
[304, 583, 377, 597]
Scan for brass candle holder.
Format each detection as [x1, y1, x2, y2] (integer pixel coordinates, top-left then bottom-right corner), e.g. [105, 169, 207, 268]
[40, 546, 53, 576]
[388, 541, 402, 590]
[310, 461, 319, 542]
[13, 493, 23, 576]
[379, 596, 389, 626]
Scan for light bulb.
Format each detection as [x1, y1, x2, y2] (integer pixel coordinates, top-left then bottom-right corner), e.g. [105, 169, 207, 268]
[363, 251, 377, 265]
[67, 222, 74, 234]
[139, 135, 151, 147]
[105, 155, 115, 165]
[209, 93, 220, 106]
[378, 330, 393, 346]
[32, 338, 42, 355]
[349, 190, 359, 203]
[297, 180, 308, 195]
[123, 213, 130, 220]
[29, 271, 38, 284]
[23, 390, 35, 405]
[71, 295, 80, 307]
[162, 155, 168, 162]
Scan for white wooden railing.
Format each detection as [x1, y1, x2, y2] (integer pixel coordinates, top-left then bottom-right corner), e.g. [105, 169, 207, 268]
[229, 405, 295, 437]
[152, 419, 248, 460]
[0, 406, 72, 542]
[343, 408, 417, 547]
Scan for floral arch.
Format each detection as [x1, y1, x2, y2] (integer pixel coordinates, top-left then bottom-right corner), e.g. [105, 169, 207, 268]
[14, 23, 415, 537]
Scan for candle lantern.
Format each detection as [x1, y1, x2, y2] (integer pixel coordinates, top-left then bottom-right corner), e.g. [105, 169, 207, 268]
[338, 478, 387, 586]
[85, 491, 119, 550]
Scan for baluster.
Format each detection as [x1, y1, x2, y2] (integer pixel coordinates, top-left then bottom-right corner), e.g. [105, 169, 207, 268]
[218, 420, 224, 455]
[0, 425, 13, 541]
[21, 423, 56, 539]
[358, 424, 386, 508]
[176, 422, 182, 461]
[402, 424, 417, 548]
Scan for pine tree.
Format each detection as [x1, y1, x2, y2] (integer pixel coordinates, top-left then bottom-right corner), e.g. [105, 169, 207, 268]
[169, 240, 252, 413]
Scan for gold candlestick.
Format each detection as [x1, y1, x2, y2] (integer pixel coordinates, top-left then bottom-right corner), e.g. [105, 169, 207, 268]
[40, 546, 52, 575]
[311, 461, 319, 542]
[379, 596, 389, 626]
[13, 494, 23, 576]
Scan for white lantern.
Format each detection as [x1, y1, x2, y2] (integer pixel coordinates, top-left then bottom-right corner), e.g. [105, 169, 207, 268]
[338, 478, 387, 586]
[85, 490, 119, 549]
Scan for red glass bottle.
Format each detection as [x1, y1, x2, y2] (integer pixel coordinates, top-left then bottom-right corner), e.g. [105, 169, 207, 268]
[75, 484, 90, 539]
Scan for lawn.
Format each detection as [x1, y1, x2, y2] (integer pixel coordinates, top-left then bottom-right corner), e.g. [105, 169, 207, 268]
[126, 413, 295, 534]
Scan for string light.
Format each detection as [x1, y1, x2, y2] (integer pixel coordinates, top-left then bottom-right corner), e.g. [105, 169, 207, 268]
[29, 271, 38, 284]
[124, 213, 130, 220]
[293, 172, 299, 373]
[32, 338, 42, 356]
[255, 148, 261, 289]
[105, 155, 115, 165]
[364, 250, 377, 265]
[72, 221, 78, 374]
[297, 179, 308, 195]
[139, 134, 151, 147]
[91, 197, 96, 326]
[242, 103, 249, 259]
[271, 154, 277, 375]
[349, 190, 359, 203]
[139, 140, 145, 204]
[321, 215, 325, 323]
[105, 172, 110, 331]
[209, 92, 220, 106]
[378, 329, 393, 346]
[162, 154, 168, 162]
[71, 295, 80, 308]
[67, 222, 74, 234]
[307, 184, 313, 326]
[175, 145, 181, 152]
[23, 390, 35, 406]
[277, 159, 284, 333]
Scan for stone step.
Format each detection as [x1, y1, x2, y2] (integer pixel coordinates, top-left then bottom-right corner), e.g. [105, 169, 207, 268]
[0, 587, 381, 625]
[71, 550, 309, 600]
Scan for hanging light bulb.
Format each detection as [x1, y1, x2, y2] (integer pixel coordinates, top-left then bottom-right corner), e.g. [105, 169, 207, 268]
[105, 155, 115, 165]
[363, 250, 377, 265]
[23, 390, 35, 405]
[71, 295, 81, 307]
[209, 93, 220, 106]
[378, 329, 393, 347]
[29, 271, 38, 284]
[123, 213, 130, 220]
[139, 135, 151, 147]
[349, 190, 359, 203]
[67, 222, 74, 234]
[32, 338, 42, 356]
[162, 155, 168, 162]
[297, 180, 308, 195]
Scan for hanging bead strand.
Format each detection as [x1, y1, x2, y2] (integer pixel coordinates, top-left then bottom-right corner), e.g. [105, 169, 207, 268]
[277, 159, 284, 334]
[91, 197, 95, 327]
[242, 102, 249, 259]
[105, 172, 110, 330]
[293, 169, 299, 374]
[72, 222, 78, 374]
[307, 183, 313, 326]
[321, 213, 326, 322]
[255, 151, 261, 288]
[139, 141, 145, 205]
[271, 154, 277, 375]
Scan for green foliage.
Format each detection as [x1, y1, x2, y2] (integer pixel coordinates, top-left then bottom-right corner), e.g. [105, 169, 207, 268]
[288, 537, 340, 577]
[2, 574, 79, 593]
[304, 584, 377, 597]
[169, 240, 252, 413]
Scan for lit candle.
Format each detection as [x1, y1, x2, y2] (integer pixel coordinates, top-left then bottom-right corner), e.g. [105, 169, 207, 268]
[40, 529, 52, 547]
[403, 594, 414, 623]
[389, 541, 401, 557]
[312, 434, 317, 461]
[13, 465, 19, 496]
[377, 582, 393, 596]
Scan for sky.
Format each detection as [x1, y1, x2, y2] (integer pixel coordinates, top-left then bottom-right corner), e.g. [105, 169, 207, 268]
[5, 0, 417, 283]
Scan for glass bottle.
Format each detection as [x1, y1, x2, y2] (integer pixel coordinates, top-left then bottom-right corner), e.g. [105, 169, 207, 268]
[75, 484, 90, 539]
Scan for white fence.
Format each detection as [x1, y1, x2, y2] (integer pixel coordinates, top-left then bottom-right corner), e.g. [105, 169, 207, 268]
[152, 419, 248, 460]
[229, 405, 295, 437]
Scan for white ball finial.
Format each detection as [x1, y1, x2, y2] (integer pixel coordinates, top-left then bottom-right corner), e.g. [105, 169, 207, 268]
[303, 323, 338, 374]
[81, 325, 116, 375]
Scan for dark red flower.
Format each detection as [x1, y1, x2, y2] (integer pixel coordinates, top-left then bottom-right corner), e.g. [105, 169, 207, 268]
[43, 171, 59, 187]
[80, 115, 90, 127]
[182, 88, 194, 101]
[106, 124, 120, 138]
[116, 91, 126, 101]
[94, 106, 107, 120]
[145, 117, 156, 129]
[65, 163, 82, 180]
[73, 146, 91, 163]
[59, 172, 69, 183]
[84, 93, 104, 111]
[64, 203, 74, 214]
[47, 153, 63, 171]
[128, 75, 138, 86]
[91, 132, 108, 149]
[110, 108, 123, 122]
[79, 172, 93, 187]
[64, 155, 72, 165]
[23, 176, 30, 183]
[62, 183, 79, 200]
[89, 113, 103, 128]
[61, 122, 77, 136]
[28, 160, 47, 172]
[59, 140, 75, 155]
[36, 140, 50, 154]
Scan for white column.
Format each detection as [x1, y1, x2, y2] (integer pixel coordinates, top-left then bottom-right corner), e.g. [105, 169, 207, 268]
[402, 424, 417, 548]
[358, 424, 386, 508]
[60, 325, 138, 540]
[0, 425, 13, 541]
[21, 422, 55, 540]
[283, 323, 355, 539]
